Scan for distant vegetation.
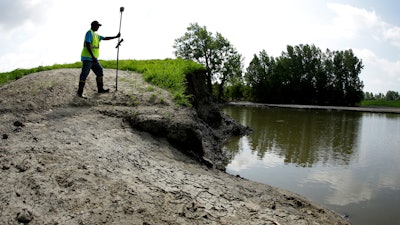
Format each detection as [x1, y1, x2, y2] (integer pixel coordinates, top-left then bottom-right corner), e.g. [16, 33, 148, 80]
[0, 59, 205, 106]
[361, 100, 400, 108]
[360, 90, 400, 107]
[361, 91, 400, 107]
[364, 90, 400, 101]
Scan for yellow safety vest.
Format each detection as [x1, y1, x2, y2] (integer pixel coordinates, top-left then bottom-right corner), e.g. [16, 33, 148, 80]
[81, 30, 100, 58]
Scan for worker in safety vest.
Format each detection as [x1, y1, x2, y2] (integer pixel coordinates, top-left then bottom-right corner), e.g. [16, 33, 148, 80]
[77, 20, 120, 98]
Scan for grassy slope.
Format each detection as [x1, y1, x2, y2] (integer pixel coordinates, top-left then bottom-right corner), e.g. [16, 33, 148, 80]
[0, 59, 205, 106]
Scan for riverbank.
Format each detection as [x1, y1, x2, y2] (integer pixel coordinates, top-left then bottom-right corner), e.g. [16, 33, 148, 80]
[0, 69, 351, 224]
[225, 101, 400, 114]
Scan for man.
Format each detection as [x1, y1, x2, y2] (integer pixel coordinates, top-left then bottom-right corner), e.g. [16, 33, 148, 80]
[77, 20, 120, 98]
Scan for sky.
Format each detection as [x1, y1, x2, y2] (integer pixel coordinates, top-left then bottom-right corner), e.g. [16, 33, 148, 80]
[1, 0, 399, 94]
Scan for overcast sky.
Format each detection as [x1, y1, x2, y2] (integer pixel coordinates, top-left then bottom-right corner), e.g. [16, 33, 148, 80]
[1, 0, 399, 94]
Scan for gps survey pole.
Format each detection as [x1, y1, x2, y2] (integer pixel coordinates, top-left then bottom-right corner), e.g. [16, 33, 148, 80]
[115, 6, 124, 91]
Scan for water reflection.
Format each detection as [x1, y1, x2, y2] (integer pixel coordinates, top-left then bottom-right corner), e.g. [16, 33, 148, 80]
[223, 107, 362, 167]
[223, 106, 400, 225]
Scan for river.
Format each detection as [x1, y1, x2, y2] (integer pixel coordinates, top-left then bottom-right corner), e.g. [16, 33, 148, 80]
[222, 105, 400, 225]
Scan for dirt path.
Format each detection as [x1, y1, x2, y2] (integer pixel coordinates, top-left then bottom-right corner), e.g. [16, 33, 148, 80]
[0, 69, 351, 224]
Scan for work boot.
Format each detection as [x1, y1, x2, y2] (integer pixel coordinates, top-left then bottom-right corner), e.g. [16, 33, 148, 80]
[77, 80, 87, 98]
[96, 76, 110, 93]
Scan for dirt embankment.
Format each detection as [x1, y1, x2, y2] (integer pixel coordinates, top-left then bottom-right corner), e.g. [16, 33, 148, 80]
[0, 69, 351, 224]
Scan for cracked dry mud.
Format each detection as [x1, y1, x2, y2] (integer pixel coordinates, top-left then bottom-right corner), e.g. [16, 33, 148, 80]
[0, 69, 351, 224]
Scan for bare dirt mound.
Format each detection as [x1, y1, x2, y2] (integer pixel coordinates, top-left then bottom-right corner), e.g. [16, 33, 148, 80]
[0, 69, 351, 224]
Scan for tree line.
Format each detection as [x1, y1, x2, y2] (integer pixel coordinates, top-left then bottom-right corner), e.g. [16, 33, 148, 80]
[364, 90, 400, 101]
[244, 46, 364, 106]
[174, 23, 366, 106]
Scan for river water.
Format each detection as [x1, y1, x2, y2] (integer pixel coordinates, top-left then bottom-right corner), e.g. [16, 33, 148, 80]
[222, 106, 400, 225]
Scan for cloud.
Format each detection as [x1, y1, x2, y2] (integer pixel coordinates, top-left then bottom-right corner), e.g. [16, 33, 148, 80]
[305, 169, 373, 206]
[0, 0, 52, 34]
[383, 26, 400, 48]
[320, 3, 400, 93]
[325, 3, 383, 40]
[327, 2, 400, 51]
[354, 48, 400, 93]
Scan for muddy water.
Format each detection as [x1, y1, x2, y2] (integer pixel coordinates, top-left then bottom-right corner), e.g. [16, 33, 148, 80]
[222, 106, 400, 225]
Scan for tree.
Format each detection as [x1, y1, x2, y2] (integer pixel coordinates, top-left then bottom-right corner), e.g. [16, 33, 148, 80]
[364, 92, 375, 100]
[174, 23, 243, 100]
[279, 44, 324, 104]
[245, 50, 276, 102]
[217, 48, 243, 101]
[331, 49, 364, 105]
[375, 93, 385, 100]
[243, 45, 364, 106]
[386, 90, 400, 100]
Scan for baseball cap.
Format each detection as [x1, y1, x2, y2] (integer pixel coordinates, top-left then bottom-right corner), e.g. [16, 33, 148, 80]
[91, 20, 102, 26]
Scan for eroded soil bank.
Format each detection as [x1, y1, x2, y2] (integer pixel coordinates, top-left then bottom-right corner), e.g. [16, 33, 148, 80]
[0, 69, 351, 224]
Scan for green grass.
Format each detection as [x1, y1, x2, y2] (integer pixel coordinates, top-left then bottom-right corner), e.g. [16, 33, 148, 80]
[101, 59, 205, 105]
[361, 100, 400, 108]
[0, 59, 205, 106]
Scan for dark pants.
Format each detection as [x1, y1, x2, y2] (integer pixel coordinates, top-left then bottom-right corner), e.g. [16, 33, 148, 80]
[79, 60, 104, 81]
